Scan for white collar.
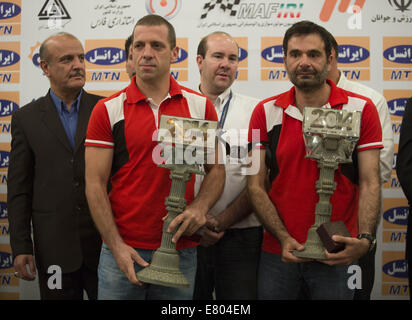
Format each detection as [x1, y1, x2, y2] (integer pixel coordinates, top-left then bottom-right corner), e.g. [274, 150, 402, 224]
[215, 87, 232, 110]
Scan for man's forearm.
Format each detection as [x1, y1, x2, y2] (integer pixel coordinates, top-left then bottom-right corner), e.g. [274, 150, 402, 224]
[86, 183, 124, 250]
[191, 163, 225, 214]
[215, 188, 253, 231]
[358, 180, 381, 235]
[357, 148, 381, 236]
[247, 183, 289, 243]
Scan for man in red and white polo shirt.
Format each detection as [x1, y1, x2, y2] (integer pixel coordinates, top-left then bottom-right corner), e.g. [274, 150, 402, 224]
[84, 14, 225, 300]
[247, 21, 382, 300]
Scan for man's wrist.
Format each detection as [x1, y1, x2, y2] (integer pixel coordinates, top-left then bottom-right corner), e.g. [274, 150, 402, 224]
[357, 233, 376, 252]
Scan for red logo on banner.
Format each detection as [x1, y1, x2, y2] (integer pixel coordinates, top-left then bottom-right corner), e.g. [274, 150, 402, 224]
[319, 0, 366, 22]
[145, 0, 181, 20]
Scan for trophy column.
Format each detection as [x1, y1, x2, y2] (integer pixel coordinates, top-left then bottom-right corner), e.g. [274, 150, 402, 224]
[137, 163, 202, 288]
[293, 108, 361, 260]
[294, 155, 339, 260]
[136, 115, 218, 288]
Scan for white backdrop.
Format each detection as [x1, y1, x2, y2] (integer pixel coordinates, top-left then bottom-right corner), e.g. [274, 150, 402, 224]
[0, 0, 411, 300]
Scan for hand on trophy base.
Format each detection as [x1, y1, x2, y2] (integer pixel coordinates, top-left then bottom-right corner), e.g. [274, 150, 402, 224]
[136, 247, 190, 288]
[292, 226, 328, 260]
[293, 246, 327, 260]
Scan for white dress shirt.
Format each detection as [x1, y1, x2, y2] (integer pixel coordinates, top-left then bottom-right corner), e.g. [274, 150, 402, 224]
[337, 73, 394, 183]
[195, 87, 261, 229]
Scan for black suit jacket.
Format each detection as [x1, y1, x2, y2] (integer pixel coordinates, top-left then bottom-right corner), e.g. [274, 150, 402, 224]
[396, 97, 412, 264]
[7, 90, 103, 273]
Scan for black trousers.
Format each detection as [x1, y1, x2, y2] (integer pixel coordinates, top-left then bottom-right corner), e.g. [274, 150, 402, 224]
[37, 263, 98, 300]
[193, 226, 263, 300]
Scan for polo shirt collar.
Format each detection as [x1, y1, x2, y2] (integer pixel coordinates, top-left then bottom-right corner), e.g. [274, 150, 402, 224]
[274, 79, 348, 110]
[125, 75, 183, 104]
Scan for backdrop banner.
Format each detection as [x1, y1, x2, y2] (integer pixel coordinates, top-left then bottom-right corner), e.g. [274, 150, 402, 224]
[0, 0, 411, 300]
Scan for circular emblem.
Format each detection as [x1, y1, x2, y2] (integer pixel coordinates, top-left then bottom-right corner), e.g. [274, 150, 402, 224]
[145, 0, 181, 20]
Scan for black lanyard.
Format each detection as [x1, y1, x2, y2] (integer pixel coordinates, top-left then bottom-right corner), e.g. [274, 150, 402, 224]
[218, 90, 232, 129]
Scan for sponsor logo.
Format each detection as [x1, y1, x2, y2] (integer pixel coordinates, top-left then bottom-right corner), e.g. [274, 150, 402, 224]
[146, 0, 182, 20]
[0, 194, 6, 220]
[383, 37, 412, 81]
[261, 37, 287, 81]
[384, 90, 412, 140]
[0, 150, 9, 168]
[338, 45, 369, 63]
[38, 0, 70, 20]
[383, 259, 408, 279]
[382, 251, 409, 297]
[383, 45, 412, 64]
[0, 245, 18, 287]
[234, 37, 248, 81]
[387, 97, 407, 117]
[86, 47, 125, 66]
[382, 198, 408, 246]
[170, 38, 188, 81]
[383, 206, 409, 226]
[0, 42, 20, 83]
[0, 195, 7, 239]
[0, 143, 10, 186]
[199, 1, 304, 28]
[238, 47, 248, 62]
[0, 202, 6, 219]
[172, 47, 188, 65]
[388, 0, 412, 12]
[0, 1, 21, 19]
[28, 41, 42, 68]
[85, 39, 129, 82]
[261, 45, 284, 64]
[383, 143, 403, 192]
[0, 99, 18, 117]
[371, 0, 412, 23]
[0, 0, 21, 35]
[0, 49, 19, 67]
[319, 0, 366, 22]
[200, 0, 241, 19]
[383, 230, 408, 243]
[0, 92, 18, 135]
[38, 0, 71, 29]
[0, 251, 12, 269]
[335, 37, 370, 80]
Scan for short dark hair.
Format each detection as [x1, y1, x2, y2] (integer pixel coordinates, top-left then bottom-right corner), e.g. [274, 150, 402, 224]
[133, 14, 176, 49]
[283, 21, 332, 58]
[327, 31, 339, 57]
[197, 31, 238, 58]
[125, 34, 133, 55]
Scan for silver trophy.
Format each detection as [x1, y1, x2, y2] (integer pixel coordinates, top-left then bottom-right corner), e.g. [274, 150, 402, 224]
[293, 107, 361, 260]
[137, 115, 218, 287]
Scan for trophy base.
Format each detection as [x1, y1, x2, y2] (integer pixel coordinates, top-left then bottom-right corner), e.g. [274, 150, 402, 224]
[137, 265, 190, 288]
[136, 247, 190, 288]
[293, 246, 327, 260]
[293, 223, 329, 260]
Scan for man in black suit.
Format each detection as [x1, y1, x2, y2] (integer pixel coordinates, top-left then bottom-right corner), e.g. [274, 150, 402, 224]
[396, 97, 412, 301]
[7, 32, 102, 300]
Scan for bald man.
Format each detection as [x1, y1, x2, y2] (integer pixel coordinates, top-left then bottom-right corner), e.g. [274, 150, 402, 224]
[8, 32, 103, 300]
